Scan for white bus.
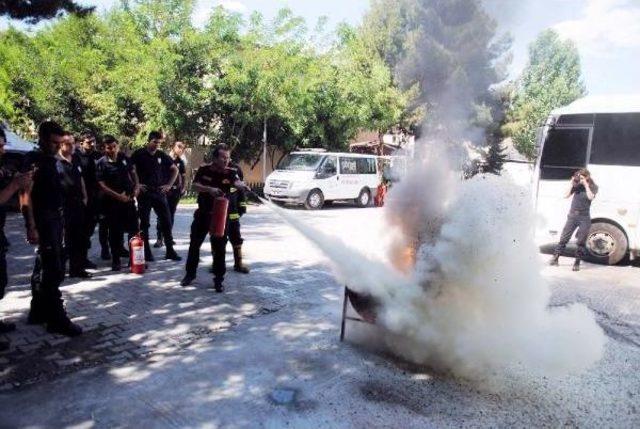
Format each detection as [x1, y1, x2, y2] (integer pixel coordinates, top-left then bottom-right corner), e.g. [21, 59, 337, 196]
[264, 151, 381, 210]
[534, 95, 640, 265]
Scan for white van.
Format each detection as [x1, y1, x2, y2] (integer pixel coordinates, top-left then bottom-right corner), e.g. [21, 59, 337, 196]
[264, 151, 381, 209]
[534, 95, 640, 264]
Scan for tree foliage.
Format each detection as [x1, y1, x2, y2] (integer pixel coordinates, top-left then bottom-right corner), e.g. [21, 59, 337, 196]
[0, 1, 408, 160]
[359, 0, 512, 142]
[503, 29, 586, 159]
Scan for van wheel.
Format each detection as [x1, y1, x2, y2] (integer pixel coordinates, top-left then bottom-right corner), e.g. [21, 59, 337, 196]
[356, 188, 371, 208]
[586, 222, 628, 265]
[305, 189, 324, 210]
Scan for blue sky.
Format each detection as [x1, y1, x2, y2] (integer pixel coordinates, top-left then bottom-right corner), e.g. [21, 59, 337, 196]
[1, 0, 639, 96]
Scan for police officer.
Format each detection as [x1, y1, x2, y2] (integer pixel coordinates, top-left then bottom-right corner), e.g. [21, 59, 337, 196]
[0, 127, 32, 350]
[96, 135, 140, 271]
[181, 144, 249, 292]
[154, 141, 186, 248]
[131, 131, 180, 262]
[227, 162, 249, 274]
[22, 121, 82, 337]
[75, 131, 101, 268]
[57, 132, 92, 278]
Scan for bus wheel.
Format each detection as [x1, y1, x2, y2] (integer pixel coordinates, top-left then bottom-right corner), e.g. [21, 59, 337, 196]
[305, 189, 324, 210]
[586, 222, 628, 265]
[356, 188, 371, 208]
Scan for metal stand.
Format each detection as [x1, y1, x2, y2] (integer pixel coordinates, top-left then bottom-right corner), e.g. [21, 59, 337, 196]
[340, 286, 375, 341]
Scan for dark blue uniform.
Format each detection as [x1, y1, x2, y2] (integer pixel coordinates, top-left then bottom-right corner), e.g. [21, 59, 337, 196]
[131, 148, 177, 260]
[24, 150, 68, 325]
[96, 153, 139, 270]
[184, 165, 238, 287]
[57, 153, 89, 276]
[156, 155, 185, 244]
[76, 148, 108, 260]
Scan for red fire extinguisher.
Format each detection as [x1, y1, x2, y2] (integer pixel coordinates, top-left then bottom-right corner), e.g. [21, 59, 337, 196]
[209, 196, 229, 237]
[129, 234, 145, 274]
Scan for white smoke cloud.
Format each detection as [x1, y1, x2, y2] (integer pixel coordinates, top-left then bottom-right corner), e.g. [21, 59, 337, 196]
[266, 145, 606, 385]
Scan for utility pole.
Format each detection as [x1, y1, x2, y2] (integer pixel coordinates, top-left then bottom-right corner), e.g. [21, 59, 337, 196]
[262, 117, 267, 183]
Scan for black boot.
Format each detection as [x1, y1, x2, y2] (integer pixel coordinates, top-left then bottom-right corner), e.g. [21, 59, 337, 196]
[164, 244, 181, 261]
[153, 235, 164, 248]
[0, 320, 16, 333]
[572, 258, 581, 271]
[101, 247, 111, 261]
[180, 274, 195, 286]
[549, 253, 560, 266]
[83, 259, 97, 269]
[47, 309, 83, 337]
[214, 278, 225, 293]
[233, 245, 250, 274]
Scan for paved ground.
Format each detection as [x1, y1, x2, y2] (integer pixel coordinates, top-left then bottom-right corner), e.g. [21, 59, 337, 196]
[0, 203, 639, 428]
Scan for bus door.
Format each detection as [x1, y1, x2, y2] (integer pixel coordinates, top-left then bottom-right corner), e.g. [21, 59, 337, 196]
[536, 126, 592, 236]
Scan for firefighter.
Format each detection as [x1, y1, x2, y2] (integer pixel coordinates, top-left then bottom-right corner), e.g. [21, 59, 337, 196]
[22, 121, 83, 336]
[0, 128, 32, 350]
[227, 162, 249, 274]
[180, 143, 250, 292]
[154, 141, 186, 248]
[57, 132, 92, 278]
[131, 131, 180, 262]
[96, 135, 140, 271]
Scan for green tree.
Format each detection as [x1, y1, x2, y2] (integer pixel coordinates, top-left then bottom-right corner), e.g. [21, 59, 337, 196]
[504, 29, 586, 159]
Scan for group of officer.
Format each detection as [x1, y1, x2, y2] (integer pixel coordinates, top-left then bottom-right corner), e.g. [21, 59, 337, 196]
[0, 121, 252, 350]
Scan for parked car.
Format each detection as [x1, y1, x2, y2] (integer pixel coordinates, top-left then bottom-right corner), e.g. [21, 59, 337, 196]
[264, 151, 381, 210]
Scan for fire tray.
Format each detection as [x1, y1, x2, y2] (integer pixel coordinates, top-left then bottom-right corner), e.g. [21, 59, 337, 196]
[340, 287, 379, 341]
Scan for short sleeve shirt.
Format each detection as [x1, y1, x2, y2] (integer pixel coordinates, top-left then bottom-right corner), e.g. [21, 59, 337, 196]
[570, 183, 598, 214]
[24, 150, 64, 221]
[96, 153, 135, 195]
[193, 165, 239, 211]
[75, 149, 98, 194]
[171, 156, 186, 191]
[131, 148, 173, 188]
[56, 154, 84, 205]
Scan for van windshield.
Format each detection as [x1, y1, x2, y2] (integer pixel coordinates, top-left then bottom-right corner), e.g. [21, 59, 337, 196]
[277, 153, 324, 171]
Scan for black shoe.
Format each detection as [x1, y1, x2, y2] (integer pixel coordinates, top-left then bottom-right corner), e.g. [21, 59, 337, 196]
[153, 238, 164, 248]
[165, 251, 182, 261]
[180, 275, 195, 286]
[27, 311, 46, 325]
[47, 320, 83, 337]
[111, 263, 122, 272]
[0, 320, 16, 334]
[549, 254, 559, 266]
[572, 260, 581, 271]
[69, 270, 93, 279]
[83, 259, 98, 269]
[101, 249, 112, 261]
[214, 279, 224, 293]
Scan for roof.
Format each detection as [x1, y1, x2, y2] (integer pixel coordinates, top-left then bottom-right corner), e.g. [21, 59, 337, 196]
[1, 124, 36, 153]
[551, 95, 640, 115]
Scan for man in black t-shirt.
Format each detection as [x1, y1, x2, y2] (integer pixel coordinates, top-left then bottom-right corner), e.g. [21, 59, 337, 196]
[131, 131, 181, 262]
[550, 169, 598, 271]
[57, 132, 91, 278]
[181, 143, 249, 292]
[22, 121, 83, 337]
[154, 141, 186, 248]
[96, 135, 140, 271]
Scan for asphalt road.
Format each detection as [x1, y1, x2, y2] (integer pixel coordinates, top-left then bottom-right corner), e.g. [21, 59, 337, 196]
[1, 203, 639, 428]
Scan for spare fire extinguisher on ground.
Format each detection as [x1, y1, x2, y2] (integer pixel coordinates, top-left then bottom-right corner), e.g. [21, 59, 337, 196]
[209, 196, 229, 237]
[129, 234, 145, 274]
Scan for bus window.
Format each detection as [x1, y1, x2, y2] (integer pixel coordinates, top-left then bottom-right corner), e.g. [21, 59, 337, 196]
[540, 128, 590, 180]
[590, 113, 640, 166]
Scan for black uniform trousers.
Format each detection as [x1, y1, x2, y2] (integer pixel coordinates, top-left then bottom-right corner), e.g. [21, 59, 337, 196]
[185, 209, 228, 281]
[227, 219, 243, 247]
[0, 242, 7, 300]
[138, 190, 174, 256]
[83, 195, 109, 254]
[104, 199, 139, 265]
[30, 213, 66, 322]
[64, 200, 88, 274]
[555, 212, 591, 259]
[157, 189, 180, 240]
